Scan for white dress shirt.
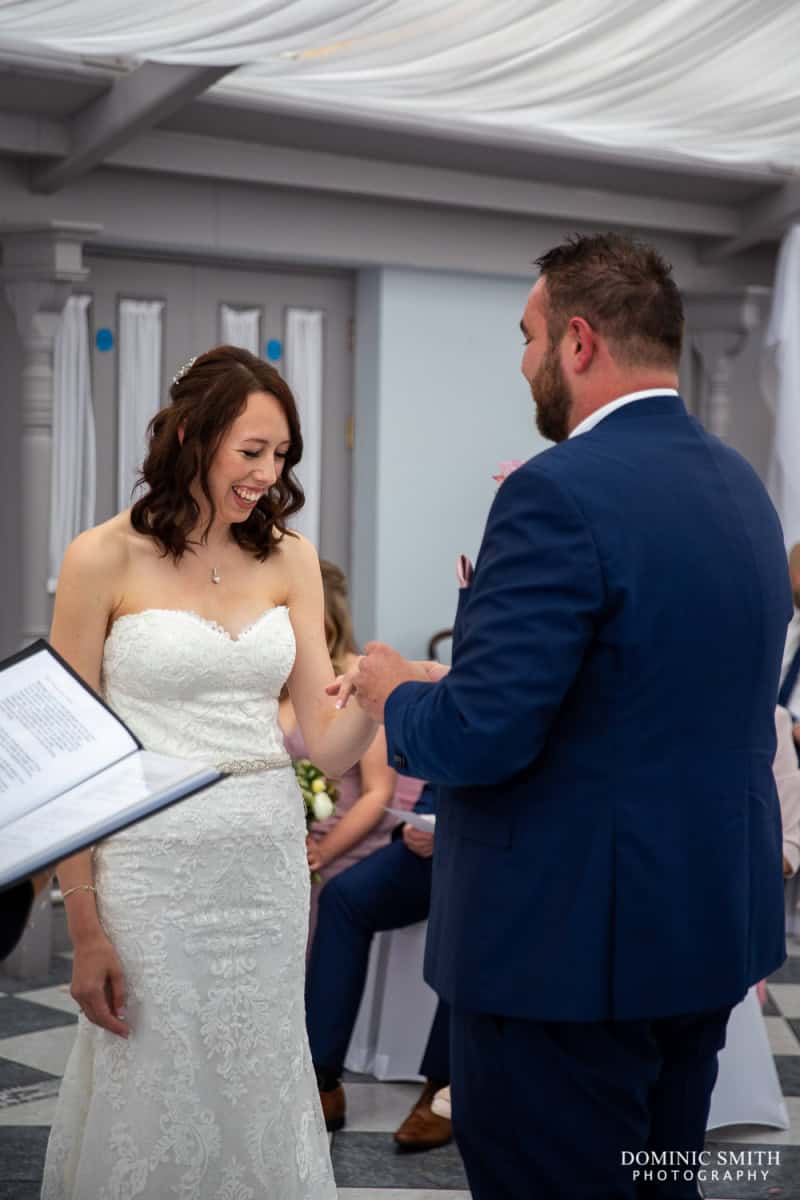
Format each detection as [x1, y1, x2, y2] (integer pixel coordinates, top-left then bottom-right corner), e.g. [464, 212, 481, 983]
[569, 388, 680, 440]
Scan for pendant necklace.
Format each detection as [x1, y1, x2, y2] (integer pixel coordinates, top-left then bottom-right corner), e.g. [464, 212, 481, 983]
[211, 566, 221, 585]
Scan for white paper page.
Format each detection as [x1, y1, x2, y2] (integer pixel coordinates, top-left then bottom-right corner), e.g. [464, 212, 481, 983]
[0, 750, 219, 888]
[386, 807, 436, 832]
[0, 647, 137, 825]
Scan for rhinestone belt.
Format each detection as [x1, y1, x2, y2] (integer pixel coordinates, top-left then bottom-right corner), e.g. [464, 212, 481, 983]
[216, 754, 292, 775]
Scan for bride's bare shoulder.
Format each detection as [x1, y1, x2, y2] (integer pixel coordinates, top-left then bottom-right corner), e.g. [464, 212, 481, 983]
[273, 531, 322, 608]
[62, 511, 134, 579]
[276, 529, 320, 576]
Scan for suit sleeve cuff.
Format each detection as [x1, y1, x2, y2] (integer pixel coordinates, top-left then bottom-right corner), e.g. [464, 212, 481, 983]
[384, 680, 433, 773]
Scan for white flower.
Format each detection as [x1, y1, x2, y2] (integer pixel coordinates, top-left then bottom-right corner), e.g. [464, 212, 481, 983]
[312, 791, 334, 821]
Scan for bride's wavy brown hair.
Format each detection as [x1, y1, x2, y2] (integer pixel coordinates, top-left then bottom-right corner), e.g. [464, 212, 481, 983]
[130, 345, 304, 560]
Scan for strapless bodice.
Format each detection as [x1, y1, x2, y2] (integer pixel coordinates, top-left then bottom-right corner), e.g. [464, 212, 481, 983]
[101, 606, 295, 765]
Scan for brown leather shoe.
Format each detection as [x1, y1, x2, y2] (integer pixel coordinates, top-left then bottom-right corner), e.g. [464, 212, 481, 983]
[319, 1084, 346, 1132]
[393, 1080, 453, 1151]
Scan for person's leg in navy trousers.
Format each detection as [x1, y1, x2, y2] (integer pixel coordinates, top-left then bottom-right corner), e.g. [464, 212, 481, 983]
[306, 836, 450, 1146]
[450, 1005, 731, 1200]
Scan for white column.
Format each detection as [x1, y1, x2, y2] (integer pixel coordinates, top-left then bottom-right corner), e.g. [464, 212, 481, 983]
[6, 286, 70, 643]
[1, 224, 98, 646]
[0, 223, 98, 979]
[685, 288, 770, 440]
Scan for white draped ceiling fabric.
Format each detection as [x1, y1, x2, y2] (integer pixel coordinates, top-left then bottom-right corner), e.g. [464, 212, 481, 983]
[1, 1, 800, 171]
[48, 294, 95, 593]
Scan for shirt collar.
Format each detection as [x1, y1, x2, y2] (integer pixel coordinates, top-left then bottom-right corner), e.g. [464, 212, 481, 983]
[569, 389, 680, 439]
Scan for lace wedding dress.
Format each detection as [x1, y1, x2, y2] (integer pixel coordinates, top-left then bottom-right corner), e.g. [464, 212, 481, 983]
[41, 606, 337, 1200]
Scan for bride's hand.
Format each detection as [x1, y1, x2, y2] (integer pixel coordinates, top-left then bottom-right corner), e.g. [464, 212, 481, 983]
[326, 657, 447, 711]
[423, 661, 450, 682]
[325, 663, 360, 710]
[70, 932, 129, 1038]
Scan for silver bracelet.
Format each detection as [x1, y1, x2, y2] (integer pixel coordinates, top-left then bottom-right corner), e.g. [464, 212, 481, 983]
[61, 884, 97, 900]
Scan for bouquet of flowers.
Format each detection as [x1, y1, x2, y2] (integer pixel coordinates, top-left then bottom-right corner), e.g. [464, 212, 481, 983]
[293, 758, 338, 830]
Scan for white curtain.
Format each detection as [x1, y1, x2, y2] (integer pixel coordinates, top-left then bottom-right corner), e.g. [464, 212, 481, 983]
[764, 224, 800, 549]
[285, 308, 324, 547]
[118, 299, 164, 511]
[2, 2, 800, 171]
[48, 294, 95, 592]
[220, 304, 260, 355]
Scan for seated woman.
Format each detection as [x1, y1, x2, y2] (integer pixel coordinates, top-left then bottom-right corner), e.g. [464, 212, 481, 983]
[280, 560, 417, 948]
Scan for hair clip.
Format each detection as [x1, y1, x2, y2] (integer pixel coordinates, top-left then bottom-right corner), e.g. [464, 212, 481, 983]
[172, 356, 197, 386]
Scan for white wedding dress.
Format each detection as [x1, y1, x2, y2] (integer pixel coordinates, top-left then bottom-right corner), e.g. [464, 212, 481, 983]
[41, 606, 337, 1200]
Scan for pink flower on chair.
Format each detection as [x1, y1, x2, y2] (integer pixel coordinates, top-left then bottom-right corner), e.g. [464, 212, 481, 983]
[492, 460, 523, 485]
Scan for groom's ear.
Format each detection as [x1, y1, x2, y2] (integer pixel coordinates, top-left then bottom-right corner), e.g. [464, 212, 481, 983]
[566, 316, 596, 375]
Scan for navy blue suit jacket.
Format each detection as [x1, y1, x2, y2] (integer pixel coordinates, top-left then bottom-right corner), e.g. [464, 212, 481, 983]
[385, 395, 791, 1021]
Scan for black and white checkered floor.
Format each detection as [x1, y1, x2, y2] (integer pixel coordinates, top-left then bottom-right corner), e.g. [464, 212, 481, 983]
[3, 941, 800, 1198]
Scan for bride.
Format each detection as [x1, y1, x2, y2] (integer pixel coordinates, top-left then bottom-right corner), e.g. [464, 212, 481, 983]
[41, 346, 380, 1199]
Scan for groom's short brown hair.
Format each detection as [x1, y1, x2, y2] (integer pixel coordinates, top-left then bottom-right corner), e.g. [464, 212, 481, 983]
[535, 233, 684, 369]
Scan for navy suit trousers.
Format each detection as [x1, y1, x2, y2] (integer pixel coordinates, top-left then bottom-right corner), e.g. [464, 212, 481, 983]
[451, 1004, 732, 1200]
[305, 837, 449, 1082]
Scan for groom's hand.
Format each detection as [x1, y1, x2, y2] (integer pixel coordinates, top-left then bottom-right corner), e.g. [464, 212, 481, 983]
[353, 643, 422, 722]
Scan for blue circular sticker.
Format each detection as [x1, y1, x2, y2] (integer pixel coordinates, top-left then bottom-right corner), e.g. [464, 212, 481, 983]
[266, 339, 282, 361]
[95, 328, 114, 352]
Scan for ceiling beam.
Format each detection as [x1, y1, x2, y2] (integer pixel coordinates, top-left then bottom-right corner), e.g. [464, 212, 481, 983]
[0, 107, 764, 241]
[0, 110, 740, 236]
[30, 62, 237, 195]
[106, 127, 741, 239]
[702, 178, 800, 262]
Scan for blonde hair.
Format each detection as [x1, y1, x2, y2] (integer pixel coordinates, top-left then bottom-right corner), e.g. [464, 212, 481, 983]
[320, 559, 359, 676]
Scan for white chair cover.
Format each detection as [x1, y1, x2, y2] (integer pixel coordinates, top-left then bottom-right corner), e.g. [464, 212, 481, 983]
[707, 986, 789, 1131]
[345, 921, 438, 1081]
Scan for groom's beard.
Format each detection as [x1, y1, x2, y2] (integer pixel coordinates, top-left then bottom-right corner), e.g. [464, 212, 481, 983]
[531, 345, 572, 444]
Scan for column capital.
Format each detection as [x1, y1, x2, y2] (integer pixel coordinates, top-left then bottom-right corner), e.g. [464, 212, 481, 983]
[684, 286, 771, 339]
[4, 280, 73, 350]
[684, 287, 771, 441]
[0, 221, 101, 341]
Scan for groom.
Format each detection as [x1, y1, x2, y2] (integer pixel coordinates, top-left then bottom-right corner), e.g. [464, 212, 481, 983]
[346, 234, 791, 1199]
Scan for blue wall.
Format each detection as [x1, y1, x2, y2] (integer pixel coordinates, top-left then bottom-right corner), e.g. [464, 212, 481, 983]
[352, 266, 548, 657]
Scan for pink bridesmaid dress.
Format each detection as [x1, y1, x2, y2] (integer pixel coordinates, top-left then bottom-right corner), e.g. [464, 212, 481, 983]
[283, 724, 424, 950]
